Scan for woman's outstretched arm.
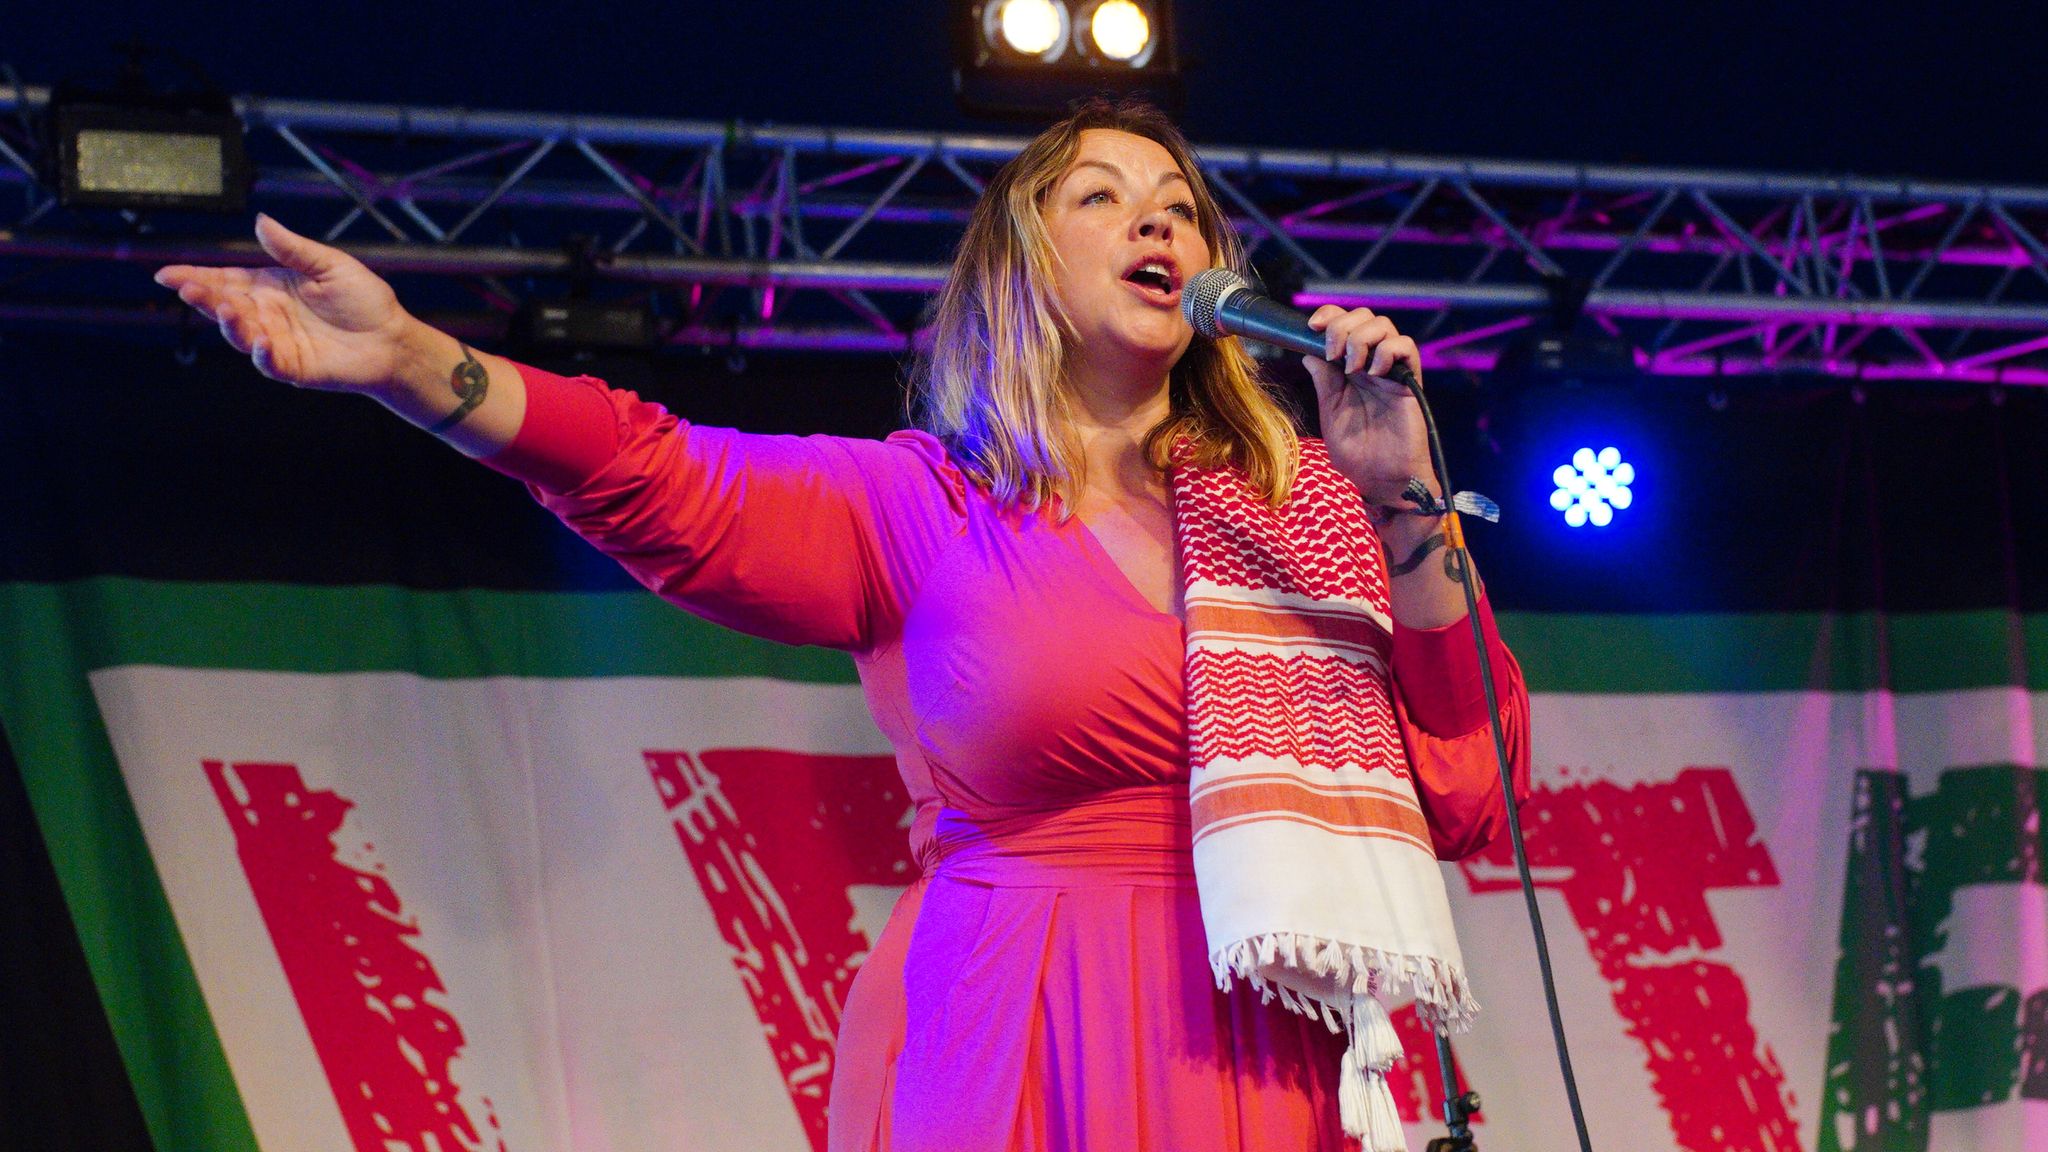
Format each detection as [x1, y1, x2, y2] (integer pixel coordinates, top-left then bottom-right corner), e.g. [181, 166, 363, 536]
[155, 214, 528, 458]
[156, 216, 964, 653]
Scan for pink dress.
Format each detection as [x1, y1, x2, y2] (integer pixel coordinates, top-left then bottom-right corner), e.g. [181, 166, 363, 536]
[487, 363, 1532, 1152]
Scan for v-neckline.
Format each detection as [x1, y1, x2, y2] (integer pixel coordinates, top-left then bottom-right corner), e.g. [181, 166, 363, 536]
[1070, 512, 1185, 625]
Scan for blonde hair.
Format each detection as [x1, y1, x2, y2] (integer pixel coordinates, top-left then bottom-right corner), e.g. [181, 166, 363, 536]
[911, 99, 1298, 511]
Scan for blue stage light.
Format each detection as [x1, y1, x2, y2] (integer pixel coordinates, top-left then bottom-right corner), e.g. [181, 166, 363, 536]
[1549, 446, 1635, 528]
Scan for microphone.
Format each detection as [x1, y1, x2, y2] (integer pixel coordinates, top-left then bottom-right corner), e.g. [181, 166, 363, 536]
[1182, 268, 1419, 389]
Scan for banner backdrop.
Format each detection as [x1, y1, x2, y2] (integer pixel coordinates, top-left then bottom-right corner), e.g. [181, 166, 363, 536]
[5, 577, 2044, 1152]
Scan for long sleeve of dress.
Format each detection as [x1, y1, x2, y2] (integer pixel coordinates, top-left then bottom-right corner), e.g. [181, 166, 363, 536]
[482, 362, 964, 653]
[1390, 595, 1533, 859]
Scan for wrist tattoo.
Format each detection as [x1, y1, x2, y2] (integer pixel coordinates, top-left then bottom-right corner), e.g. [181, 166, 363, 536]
[1443, 546, 1468, 584]
[426, 345, 489, 435]
[1388, 532, 1470, 583]
[1388, 532, 1447, 577]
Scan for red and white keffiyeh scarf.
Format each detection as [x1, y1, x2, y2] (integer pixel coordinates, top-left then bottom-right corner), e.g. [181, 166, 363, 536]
[1171, 438, 1478, 1152]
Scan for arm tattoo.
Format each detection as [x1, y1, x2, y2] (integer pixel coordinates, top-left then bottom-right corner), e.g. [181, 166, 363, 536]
[1443, 546, 1468, 584]
[425, 345, 489, 435]
[1388, 532, 1470, 583]
[1388, 532, 1447, 577]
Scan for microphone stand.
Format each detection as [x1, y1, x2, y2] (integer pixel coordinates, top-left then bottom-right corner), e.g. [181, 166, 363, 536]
[1426, 1029, 1482, 1152]
[1393, 368, 1597, 1152]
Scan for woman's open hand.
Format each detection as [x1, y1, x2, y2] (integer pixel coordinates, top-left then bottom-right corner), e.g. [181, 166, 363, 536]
[1302, 305, 1434, 512]
[155, 215, 421, 393]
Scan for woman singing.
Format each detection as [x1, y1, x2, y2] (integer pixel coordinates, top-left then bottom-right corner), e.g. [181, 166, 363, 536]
[159, 99, 1529, 1152]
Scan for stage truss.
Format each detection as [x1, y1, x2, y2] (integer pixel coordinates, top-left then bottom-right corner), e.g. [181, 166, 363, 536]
[5, 83, 2048, 385]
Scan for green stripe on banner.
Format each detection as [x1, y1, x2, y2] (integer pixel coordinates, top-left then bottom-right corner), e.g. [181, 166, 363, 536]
[0, 584, 260, 1152]
[8, 576, 861, 681]
[1499, 610, 2048, 694]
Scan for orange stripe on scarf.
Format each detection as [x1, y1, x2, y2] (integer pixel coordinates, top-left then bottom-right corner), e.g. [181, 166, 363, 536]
[1189, 771, 1416, 805]
[1191, 779, 1432, 844]
[1185, 602, 1392, 654]
[1193, 811, 1435, 854]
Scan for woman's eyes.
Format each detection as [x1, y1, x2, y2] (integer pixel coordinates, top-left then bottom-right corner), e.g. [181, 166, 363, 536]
[1080, 188, 1200, 222]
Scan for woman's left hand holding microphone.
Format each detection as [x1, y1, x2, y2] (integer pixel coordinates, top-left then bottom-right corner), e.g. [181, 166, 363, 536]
[1300, 306, 1436, 520]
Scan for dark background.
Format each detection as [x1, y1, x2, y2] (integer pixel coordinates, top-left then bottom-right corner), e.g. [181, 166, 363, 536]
[8, 4, 2048, 1147]
[3, 335, 2045, 615]
[19, 1, 2048, 183]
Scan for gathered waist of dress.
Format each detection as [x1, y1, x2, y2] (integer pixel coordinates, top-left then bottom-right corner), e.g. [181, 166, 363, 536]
[928, 785, 1196, 889]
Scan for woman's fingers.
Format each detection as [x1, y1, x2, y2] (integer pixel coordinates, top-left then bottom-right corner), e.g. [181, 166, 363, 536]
[1309, 306, 1388, 373]
[157, 263, 255, 293]
[215, 296, 260, 355]
[253, 213, 338, 279]
[1305, 306, 1422, 382]
[250, 337, 287, 381]
[1305, 304, 1363, 364]
[1305, 305, 1348, 337]
[1302, 352, 1343, 400]
[158, 265, 258, 316]
[214, 288, 286, 359]
[1321, 310, 1394, 375]
[213, 301, 247, 354]
[1369, 334, 1420, 381]
[153, 220, 359, 388]
[172, 281, 219, 322]
[1345, 318, 1398, 375]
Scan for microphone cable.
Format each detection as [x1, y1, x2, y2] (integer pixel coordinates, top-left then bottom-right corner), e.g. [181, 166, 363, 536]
[1397, 370, 1597, 1152]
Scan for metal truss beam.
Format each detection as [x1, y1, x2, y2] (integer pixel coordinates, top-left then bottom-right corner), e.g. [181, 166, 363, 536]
[6, 84, 2048, 385]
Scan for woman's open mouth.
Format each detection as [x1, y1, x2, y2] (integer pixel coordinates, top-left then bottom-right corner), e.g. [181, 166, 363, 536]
[1121, 257, 1183, 304]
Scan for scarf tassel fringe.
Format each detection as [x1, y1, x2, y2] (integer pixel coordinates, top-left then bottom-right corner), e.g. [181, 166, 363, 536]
[1342, 998, 1406, 1152]
[1209, 932, 1480, 1032]
[1212, 933, 1477, 1151]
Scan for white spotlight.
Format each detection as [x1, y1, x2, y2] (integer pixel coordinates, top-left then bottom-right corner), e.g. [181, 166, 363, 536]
[990, 0, 1068, 57]
[1089, 0, 1152, 61]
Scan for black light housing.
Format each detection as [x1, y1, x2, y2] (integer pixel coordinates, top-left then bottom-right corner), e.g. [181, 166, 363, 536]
[1494, 276, 1644, 392]
[50, 88, 250, 213]
[508, 300, 657, 353]
[954, 0, 1182, 119]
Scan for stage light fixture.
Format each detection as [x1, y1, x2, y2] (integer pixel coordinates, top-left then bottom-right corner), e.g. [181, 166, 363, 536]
[508, 299, 657, 353]
[1084, 0, 1154, 63]
[990, 0, 1069, 57]
[49, 91, 249, 213]
[955, 0, 1180, 117]
[1550, 446, 1635, 528]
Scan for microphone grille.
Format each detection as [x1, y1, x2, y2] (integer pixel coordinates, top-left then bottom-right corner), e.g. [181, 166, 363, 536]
[1182, 268, 1247, 339]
